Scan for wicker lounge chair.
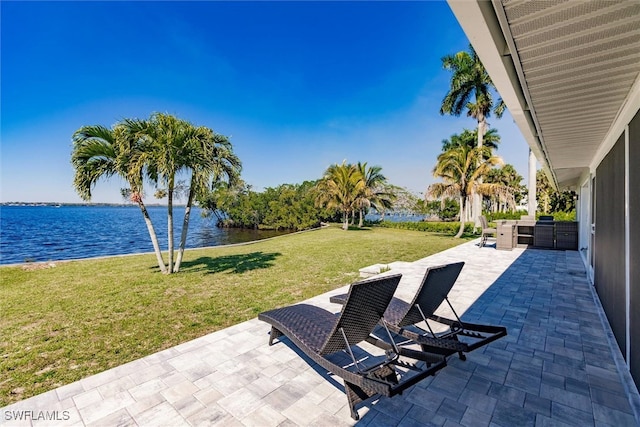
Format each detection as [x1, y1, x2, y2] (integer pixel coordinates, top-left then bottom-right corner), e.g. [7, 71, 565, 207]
[329, 262, 507, 360]
[479, 215, 497, 248]
[258, 273, 446, 420]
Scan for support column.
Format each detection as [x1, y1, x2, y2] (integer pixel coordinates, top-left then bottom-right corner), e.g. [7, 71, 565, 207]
[528, 148, 537, 217]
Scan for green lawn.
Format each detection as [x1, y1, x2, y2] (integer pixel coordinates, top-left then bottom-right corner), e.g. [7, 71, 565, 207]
[0, 226, 471, 406]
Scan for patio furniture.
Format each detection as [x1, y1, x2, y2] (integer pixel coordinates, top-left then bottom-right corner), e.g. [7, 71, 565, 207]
[330, 262, 507, 360]
[534, 222, 555, 248]
[479, 215, 497, 248]
[495, 219, 579, 250]
[258, 273, 446, 420]
[556, 221, 578, 250]
[497, 223, 517, 251]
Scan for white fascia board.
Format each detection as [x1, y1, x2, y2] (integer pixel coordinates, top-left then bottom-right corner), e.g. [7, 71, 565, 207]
[446, 0, 549, 170]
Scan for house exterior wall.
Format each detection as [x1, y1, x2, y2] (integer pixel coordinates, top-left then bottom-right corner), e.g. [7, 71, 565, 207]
[595, 134, 626, 354]
[592, 107, 640, 389]
[629, 110, 640, 384]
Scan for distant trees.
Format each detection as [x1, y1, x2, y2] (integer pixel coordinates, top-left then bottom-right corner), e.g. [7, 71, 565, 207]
[536, 170, 576, 214]
[198, 161, 397, 232]
[315, 161, 365, 230]
[485, 164, 525, 213]
[315, 161, 394, 230]
[418, 199, 460, 221]
[199, 180, 334, 231]
[71, 113, 241, 274]
[354, 162, 395, 227]
[387, 186, 423, 218]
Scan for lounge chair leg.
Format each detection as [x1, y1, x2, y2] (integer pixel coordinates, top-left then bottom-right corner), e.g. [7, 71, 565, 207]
[458, 351, 466, 361]
[350, 407, 359, 421]
[345, 382, 373, 421]
[268, 327, 283, 346]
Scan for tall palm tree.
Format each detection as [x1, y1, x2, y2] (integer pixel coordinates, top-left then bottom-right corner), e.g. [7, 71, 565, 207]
[315, 161, 365, 230]
[441, 128, 500, 153]
[126, 113, 241, 273]
[123, 114, 185, 273]
[428, 145, 503, 238]
[174, 130, 241, 272]
[354, 162, 395, 227]
[440, 45, 505, 226]
[71, 124, 168, 273]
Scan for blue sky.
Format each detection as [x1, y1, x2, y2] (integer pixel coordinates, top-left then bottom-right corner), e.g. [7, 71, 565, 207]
[1, 1, 530, 204]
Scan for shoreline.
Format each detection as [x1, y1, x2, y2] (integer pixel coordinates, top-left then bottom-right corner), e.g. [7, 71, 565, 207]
[0, 225, 325, 268]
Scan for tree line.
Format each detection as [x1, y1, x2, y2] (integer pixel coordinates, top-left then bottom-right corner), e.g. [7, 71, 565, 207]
[70, 46, 574, 275]
[197, 161, 395, 232]
[197, 180, 335, 231]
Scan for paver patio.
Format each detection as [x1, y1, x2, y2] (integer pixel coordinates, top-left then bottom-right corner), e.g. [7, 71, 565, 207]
[2, 240, 639, 426]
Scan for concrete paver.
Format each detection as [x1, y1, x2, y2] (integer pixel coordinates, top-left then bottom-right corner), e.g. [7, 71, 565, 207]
[2, 240, 639, 426]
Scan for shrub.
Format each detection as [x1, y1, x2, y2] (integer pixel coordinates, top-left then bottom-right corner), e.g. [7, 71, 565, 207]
[486, 212, 523, 221]
[201, 181, 335, 231]
[376, 220, 475, 235]
[544, 211, 576, 221]
[486, 210, 577, 222]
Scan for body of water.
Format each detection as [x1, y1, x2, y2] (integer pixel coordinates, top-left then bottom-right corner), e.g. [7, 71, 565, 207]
[365, 212, 427, 222]
[0, 205, 290, 265]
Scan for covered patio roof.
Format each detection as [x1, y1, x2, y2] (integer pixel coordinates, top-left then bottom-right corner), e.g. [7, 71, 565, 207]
[448, 0, 640, 189]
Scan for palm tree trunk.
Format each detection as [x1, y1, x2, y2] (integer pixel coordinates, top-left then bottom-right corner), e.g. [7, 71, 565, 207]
[167, 180, 175, 274]
[358, 209, 364, 228]
[455, 196, 465, 238]
[473, 117, 485, 229]
[342, 211, 348, 230]
[136, 200, 167, 273]
[174, 176, 196, 273]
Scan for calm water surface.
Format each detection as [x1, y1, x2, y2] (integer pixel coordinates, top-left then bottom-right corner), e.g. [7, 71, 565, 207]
[0, 205, 290, 265]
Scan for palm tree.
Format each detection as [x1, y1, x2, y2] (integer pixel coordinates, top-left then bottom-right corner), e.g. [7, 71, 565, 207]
[354, 162, 395, 227]
[71, 124, 168, 273]
[123, 114, 185, 273]
[440, 45, 505, 226]
[174, 130, 241, 272]
[428, 145, 503, 238]
[315, 161, 365, 230]
[126, 113, 241, 273]
[440, 128, 501, 221]
[441, 128, 500, 153]
[536, 170, 553, 214]
[486, 164, 523, 213]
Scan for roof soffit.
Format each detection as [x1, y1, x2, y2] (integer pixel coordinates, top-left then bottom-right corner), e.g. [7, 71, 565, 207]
[448, 0, 640, 189]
